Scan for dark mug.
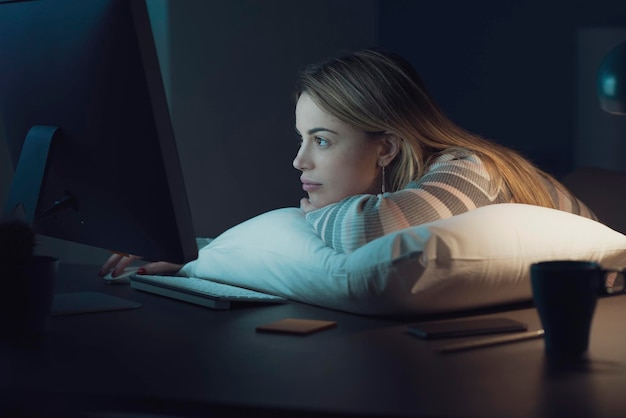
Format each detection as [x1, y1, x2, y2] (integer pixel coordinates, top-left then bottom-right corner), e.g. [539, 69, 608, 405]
[530, 260, 623, 356]
[0, 255, 58, 342]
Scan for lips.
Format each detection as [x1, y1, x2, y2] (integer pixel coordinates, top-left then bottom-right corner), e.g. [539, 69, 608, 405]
[301, 177, 322, 192]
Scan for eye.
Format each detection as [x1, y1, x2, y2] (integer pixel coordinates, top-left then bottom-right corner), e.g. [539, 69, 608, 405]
[315, 136, 330, 148]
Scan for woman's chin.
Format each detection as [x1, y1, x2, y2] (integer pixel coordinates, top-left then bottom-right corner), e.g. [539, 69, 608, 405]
[310, 197, 339, 209]
[309, 190, 357, 208]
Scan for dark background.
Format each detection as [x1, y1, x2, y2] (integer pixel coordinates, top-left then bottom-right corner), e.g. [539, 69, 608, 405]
[379, 0, 626, 177]
[1, 0, 625, 262]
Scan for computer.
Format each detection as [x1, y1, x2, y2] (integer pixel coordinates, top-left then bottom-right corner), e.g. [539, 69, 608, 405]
[0, 0, 285, 310]
[0, 0, 197, 264]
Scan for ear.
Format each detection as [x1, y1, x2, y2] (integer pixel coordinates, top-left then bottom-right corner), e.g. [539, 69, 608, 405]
[377, 135, 401, 167]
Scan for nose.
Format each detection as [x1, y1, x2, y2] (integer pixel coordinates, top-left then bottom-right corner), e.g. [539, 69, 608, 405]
[293, 144, 311, 171]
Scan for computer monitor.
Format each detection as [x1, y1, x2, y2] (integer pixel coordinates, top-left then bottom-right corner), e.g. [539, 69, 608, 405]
[0, 0, 198, 264]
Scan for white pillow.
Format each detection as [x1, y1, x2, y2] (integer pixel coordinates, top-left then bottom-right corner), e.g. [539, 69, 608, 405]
[179, 203, 626, 316]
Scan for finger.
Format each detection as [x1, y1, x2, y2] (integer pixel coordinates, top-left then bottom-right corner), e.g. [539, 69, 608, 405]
[99, 253, 123, 277]
[300, 197, 318, 214]
[114, 255, 143, 277]
[300, 197, 310, 211]
[137, 261, 183, 276]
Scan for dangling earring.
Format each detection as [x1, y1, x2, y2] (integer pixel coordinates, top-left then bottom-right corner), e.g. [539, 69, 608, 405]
[381, 165, 386, 194]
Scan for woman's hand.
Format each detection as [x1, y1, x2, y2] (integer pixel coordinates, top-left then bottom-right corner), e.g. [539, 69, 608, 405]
[98, 252, 182, 278]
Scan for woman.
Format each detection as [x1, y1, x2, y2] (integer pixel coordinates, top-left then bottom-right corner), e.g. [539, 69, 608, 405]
[101, 48, 595, 276]
[293, 48, 594, 254]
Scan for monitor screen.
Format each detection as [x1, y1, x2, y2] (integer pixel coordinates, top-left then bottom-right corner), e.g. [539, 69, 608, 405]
[0, 0, 198, 264]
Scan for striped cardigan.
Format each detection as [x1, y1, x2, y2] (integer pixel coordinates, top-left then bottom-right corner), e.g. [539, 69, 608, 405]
[305, 151, 597, 254]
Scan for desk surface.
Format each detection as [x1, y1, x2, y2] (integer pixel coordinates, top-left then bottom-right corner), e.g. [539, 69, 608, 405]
[3, 263, 626, 417]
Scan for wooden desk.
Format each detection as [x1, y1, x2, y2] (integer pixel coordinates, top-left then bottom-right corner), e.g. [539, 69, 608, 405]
[2, 263, 626, 417]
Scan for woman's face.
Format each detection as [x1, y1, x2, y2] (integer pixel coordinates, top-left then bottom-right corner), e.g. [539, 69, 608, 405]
[293, 93, 383, 208]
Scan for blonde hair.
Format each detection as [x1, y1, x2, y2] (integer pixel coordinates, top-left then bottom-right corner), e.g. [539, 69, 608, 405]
[295, 48, 561, 209]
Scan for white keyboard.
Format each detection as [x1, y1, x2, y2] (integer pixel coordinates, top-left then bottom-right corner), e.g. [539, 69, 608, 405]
[129, 274, 287, 310]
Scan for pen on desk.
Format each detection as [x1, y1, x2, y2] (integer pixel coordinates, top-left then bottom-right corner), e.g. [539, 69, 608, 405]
[439, 329, 545, 354]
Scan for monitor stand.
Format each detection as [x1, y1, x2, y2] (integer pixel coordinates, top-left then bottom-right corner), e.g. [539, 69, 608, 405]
[3, 125, 142, 315]
[3, 125, 58, 222]
[52, 292, 141, 315]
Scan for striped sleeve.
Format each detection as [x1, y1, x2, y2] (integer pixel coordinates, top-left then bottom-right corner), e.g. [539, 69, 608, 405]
[304, 152, 508, 254]
[543, 176, 598, 221]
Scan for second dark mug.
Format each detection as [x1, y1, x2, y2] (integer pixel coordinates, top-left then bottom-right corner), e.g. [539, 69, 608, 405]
[530, 260, 622, 356]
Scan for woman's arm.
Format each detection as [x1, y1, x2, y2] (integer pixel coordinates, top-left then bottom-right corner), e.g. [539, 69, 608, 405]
[305, 153, 507, 253]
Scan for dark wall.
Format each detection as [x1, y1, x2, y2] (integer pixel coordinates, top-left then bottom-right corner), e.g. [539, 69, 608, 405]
[379, 0, 626, 178]
[168, 0, 378, 238]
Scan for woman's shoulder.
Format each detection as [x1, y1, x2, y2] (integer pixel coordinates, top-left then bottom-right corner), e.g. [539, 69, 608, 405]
[404, 148, 492, 190]
[427, 148, 484, 168]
